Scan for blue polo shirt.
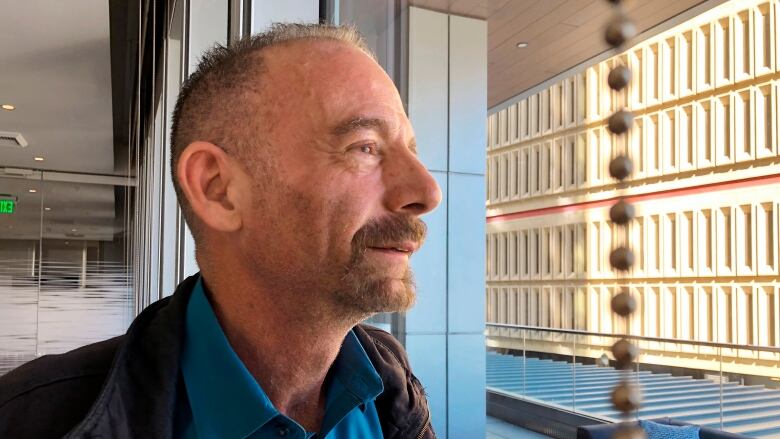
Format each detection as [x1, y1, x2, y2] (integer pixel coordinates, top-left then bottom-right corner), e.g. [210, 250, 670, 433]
[180, 277, 385, 438]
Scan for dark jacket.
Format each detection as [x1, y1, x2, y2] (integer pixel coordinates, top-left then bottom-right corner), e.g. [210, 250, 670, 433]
[0, 275, 434, 439]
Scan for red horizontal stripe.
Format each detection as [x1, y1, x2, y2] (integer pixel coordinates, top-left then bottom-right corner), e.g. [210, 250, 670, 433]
[486, 173, 780, 223]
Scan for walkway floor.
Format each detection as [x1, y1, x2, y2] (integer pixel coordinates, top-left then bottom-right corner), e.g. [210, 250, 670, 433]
[487, 416, 552, 439]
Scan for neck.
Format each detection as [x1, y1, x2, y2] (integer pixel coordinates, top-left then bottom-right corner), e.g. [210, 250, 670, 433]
[198, 265, 361, 431]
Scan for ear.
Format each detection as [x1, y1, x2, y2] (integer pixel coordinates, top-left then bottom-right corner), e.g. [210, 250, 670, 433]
[176, 141, 244, 233]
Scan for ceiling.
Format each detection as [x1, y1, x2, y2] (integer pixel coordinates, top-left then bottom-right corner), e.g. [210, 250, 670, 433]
[409, 0, 707, 108]
[0, 0, 131, 243]
[0, 0, 115, 174]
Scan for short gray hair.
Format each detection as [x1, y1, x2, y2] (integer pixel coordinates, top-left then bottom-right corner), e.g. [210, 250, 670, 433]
[169, 23, 374, 242]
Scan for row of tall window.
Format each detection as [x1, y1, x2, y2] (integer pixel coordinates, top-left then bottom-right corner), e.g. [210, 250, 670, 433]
[486, 283, 780, 348]
[486, 202, 778, 280]
[487, 1, 778, 151]
[487, 82, 780, 204]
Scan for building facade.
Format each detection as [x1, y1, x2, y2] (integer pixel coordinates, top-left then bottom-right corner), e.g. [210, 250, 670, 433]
[486, 0, 780, 379]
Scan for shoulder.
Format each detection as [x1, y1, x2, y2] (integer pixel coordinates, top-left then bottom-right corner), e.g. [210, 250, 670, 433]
[0, 336, 124, 438]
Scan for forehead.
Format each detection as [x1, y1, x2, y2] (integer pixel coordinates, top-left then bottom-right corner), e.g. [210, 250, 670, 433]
[259, 40, 408, 134]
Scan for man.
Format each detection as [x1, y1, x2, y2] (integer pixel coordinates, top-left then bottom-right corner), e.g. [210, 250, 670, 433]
[0, 23, 440, 438]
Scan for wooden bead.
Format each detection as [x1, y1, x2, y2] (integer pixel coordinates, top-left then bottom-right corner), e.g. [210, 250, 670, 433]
[609, 155, 634, 180]
[611, 290, 637, 317]
[610, 247, 634, 271]
[609, 199, 635, 225]
[605, 17, 636, 47]
[611, 381, 642, 413]
[608, 65, 632, 91]
[608, 110, 634, 134]
[611, 338, 639, 369]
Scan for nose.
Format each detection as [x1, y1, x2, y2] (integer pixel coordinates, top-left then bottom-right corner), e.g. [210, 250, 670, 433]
[382, 148, 442, 216]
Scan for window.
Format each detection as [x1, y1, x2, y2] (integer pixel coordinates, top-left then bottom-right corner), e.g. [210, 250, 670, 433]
[756, 4, 773, 74]
[520, 147, 530, 196]
[564, 136, 575, 188]
[510, 150, 519, 198]
[735, 286, 752, 345]
[530, 93, 540, 137]
[498, 108, 508, 146]
[520, 99, 529, 139]
[735, 89, 753, 161]
[717, 286, 733, 343]
[631, 48, 644, 107]
[541, 142, 552, 193]
[734, 11, 751, 78]
[531, 145, 540, 194]
[697, 99, 713, 167]
[679, 105, 694, 170]
[647, 44, 659, 103]
[697, 287, 713, 342]
[520, 230, 529, 278]
[541, 88, 551, 133]
[697, 24, 712, 89]
[679, 286, 694, 340]
[646, 113, 660, 176]
[718, 207, 734, 275]
[648, 215, 661, 275]
[661, 109, 676, 172]
[553, 139, 564, 192]
[715, 18, 731, 85]
[757, 203, 777, 273]
[699, 210, 715, 275]
[715, 94, 733, 164]
[681, 212, 695, 275]
[757, 84, 774, 157]
[664, 213, 678, 274]
[737, 205, 754, 274]
[663, 37, 676, 99]
[680, 31, 694, 95]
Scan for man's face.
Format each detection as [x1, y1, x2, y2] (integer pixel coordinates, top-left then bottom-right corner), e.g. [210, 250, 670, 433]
[234, 40, 441, 318]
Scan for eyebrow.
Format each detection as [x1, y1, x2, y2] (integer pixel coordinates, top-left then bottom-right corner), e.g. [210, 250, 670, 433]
[331, 115, 418, 155]
[331, 117, 387, 136]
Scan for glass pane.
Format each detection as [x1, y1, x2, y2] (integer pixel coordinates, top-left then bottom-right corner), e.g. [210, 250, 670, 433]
[36, 179, 134, 356]
[0, 174, 42, 374]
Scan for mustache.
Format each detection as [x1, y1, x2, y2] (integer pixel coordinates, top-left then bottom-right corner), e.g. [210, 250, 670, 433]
[351, 215, 427, 254]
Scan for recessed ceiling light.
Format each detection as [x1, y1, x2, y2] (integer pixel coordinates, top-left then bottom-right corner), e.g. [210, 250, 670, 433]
[34, 157, 44, 161]
[44, 207, 51, 211]
[516, 42, 529, 48]
[1, 104, 15, 111]
[71, 228, 77, 232]
[28, 189, 37, 193]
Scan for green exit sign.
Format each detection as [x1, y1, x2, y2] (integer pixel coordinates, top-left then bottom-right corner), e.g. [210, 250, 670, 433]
[0, 199, 15, 214]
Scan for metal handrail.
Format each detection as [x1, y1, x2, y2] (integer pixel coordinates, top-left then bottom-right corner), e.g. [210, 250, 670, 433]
[486, 323, 780, 354]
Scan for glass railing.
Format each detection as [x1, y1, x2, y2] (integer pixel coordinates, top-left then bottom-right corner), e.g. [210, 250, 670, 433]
[486, 324, 780, 438]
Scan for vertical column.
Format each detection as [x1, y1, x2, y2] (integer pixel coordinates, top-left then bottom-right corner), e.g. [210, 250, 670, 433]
[407, 8, 449, 436]
[407, 7, 486, 438]
[447, 14, 487, 438]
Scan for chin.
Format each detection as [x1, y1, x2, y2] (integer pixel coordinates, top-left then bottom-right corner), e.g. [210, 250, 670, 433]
[335, 275, 417, 315]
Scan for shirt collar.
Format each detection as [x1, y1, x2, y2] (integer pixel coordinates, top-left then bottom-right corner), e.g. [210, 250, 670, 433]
[322, 330, 384, 431]
[180, 276, 384, 438]
[181, 277, 277, 438]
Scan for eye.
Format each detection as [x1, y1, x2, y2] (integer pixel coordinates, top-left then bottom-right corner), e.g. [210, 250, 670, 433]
[356, 143, 380, 155]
